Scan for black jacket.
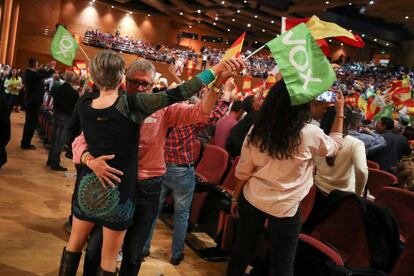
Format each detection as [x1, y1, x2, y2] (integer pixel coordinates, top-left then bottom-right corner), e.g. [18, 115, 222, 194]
[0, 95, 11, 167]
[226, 112, 257, 158]
[368, 130, 412, 171]
[51, 82, 79, 116]
[23, 68, 54, 106]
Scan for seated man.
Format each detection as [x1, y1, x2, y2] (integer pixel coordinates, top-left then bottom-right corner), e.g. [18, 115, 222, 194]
[368, 117, 411, 172]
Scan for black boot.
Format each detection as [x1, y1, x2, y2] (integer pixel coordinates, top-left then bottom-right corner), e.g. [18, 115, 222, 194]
[96, 266, 118, 275]
[58, 247, 82, 276]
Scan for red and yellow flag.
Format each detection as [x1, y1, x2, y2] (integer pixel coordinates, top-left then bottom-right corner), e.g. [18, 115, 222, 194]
[365, 98, 381, 121]
[222, 32, 246, 60]
[242, 76, 252, 94]
[391, 87, 412, 107]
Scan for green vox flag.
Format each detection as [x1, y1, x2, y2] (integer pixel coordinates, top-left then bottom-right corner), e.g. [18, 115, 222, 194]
[374, 104, 394, 121]
[265, 23, 336, 105]
[50, 25, 79, 66]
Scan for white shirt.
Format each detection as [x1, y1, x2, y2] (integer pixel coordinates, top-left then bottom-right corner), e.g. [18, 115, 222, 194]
[236, 124, 342, 218]
[314, 135, 368, 196]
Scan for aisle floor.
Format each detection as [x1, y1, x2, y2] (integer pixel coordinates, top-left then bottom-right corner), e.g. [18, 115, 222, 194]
[0, 112, 226, 276]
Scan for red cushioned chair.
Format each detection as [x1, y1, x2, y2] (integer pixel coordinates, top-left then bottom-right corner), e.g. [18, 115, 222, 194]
[367, 160, 380, 169]
[190, 145, 229, 225]
[376, 187, 414, 276]
[300, 185, 317, 225]
[296, 196, 373, 275]
[364, 168, 398, 198]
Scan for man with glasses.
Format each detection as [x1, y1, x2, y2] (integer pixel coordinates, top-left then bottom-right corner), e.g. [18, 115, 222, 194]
[72, 58, 243, 275]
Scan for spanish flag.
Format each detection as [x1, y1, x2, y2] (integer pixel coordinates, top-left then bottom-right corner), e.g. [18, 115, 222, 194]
[392, 87, 412, 106]
[365, 98, 381, 121]
[357, 95, 368, 114]
[242, 76, 252, 94]
[222, 32, 246, 60]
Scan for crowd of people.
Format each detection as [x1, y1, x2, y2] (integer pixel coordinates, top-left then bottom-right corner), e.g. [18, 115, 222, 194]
[83, 29, 276, 78]
[1, 47, 413, 276]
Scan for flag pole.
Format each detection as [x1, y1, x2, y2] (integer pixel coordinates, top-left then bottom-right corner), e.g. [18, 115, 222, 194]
[78, 44, 90, 61]
[243, 44, 266, 61]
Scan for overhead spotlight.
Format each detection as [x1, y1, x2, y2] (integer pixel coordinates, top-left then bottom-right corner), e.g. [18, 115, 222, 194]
[129, 11, 132, 14]
[198, 21, 201, 23]
[262, 29, 266, 32]
[213, 22, 216, 25]
[247, 23, 251, 27]
[328, 39, 332, 42]
[232, 18, 235, 22]
[213, 40, 215, 42]
[374, 38, 377, 41]
[361, 34, 365, 37]
[254, 15, 258, 18]
[325, 1, 329, 4]
[244, 0, 247, 3]
[179, 12, 183, 15]
[349, 29, 352, 32]
[369, 0, 374, 4]
[237, 10, 240, 13]
[405, 16, 409, 20]
[92, 0, 95, 2]
[148, 14, 151, 17]
[348, 2, 352, 5]
[226, 41, 229, 44]
[189, 25, 192, 28]
[386, 43, 389, 46]
[197, 9, 201, 13]
[271, 20, 274, 24]
[111, 5, 114, 8]
[227, 28, 230, 32]
[221, 1, 225, 4]
[340, 43, 344, 46]
[215, 17, 218, 20]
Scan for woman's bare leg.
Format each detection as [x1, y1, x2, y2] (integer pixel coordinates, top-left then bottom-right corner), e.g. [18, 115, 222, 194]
[101, 227, 127, 272]
[67, 217, 95, 252]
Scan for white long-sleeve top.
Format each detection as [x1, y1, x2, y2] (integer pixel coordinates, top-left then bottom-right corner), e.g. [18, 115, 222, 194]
[314, 135, 368, 196]
[236, 124, 343, 218]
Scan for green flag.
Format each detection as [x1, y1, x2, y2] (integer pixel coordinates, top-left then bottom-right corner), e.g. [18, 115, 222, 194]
[50, 25, 78, 66]
[265, 23, 336, 105]
[374, 104, 394, 121]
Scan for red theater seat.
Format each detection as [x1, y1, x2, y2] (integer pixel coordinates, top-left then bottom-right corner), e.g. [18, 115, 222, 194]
[364, 168, 398, 198]
[367, 160, 380, 169]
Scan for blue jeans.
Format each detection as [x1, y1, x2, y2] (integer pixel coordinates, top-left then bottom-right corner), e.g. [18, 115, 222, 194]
[143, 164, 195, 259]
[83, 177, 162, 276]
[47, 111, 71, 166]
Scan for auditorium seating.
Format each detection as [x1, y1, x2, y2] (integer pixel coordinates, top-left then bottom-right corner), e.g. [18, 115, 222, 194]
[376, 187, 414, 276]
[367, 160, 380, 169]
[364, 168, 399, 198]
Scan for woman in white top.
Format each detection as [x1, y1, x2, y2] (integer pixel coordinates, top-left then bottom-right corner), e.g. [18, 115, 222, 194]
[227, 80, 344, 276]
[314, 107, 368, 196]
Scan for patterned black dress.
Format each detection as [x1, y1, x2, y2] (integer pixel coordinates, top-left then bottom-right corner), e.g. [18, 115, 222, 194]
[72, 70, 214, 230]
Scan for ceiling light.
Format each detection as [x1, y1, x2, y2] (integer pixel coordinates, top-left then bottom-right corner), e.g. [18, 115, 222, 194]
[189, 25, 192, 28]
[221, 1, 225, 4]
[262, 29, 266, 32]
[369, 0, 374, 4]
[374, 38, 377, 41]
[129, 11, 132, 14]
[386, 43, 389, 46]
[328, 39, 332, 42]
[325, 1, 329, 4]
[197, 9, 201, 13]
[111, 5, 114, 8]
[247, 23, 251, 27]
[148, 14, 151, 17]
[271, 20, 274, 24]
[340, 43, 344, 46]
[198, 21, 200, 23]
[349, 29, 352, 32]
[254, 15, 258, 18]
[89, 1, 93, 4]
[180, 12, 183, 15]
[405, 16, 409, 20]
[244, 0, 247, 3]
[349, 2, 352, 5]
[232, 18, 235, 22]
[237, 10, 240, 13]
[215, 17, 218, 20]
[92, 0, 95, 2]
[255, 41, 258, 44]
[226, 41, 229, 44]
[213, 40, 215, 42]
[227, 28, 230, 32]
[213, 22, 216, 25]
[361, 34, 365, 37]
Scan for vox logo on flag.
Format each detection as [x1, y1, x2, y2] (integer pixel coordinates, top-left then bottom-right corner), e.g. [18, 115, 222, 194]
[50, 25, 79, 66]
[266, 23, 336, 105]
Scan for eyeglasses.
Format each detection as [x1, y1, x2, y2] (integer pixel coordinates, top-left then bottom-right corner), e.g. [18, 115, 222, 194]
[127, 79, 153, 89]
